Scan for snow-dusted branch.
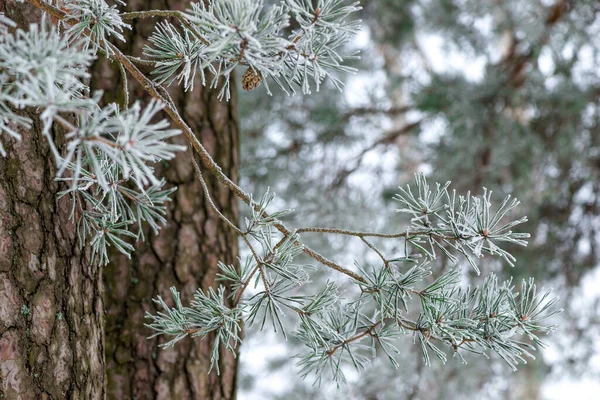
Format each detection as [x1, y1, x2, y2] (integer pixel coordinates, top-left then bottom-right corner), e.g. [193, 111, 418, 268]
[2, 0, 562, 385]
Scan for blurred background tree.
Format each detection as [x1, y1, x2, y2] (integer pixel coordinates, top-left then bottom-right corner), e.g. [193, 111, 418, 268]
[238, 0, 600, 398]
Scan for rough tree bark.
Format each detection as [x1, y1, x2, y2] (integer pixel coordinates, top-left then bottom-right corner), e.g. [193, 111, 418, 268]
[93, 1, 241, 399]
[0, 1, 106, 399]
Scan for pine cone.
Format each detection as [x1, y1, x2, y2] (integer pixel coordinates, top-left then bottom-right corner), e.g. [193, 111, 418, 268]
[242, 68, 262, 91]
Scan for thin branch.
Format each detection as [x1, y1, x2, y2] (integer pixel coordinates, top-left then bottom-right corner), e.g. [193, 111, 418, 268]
[52, 113, 77, 131]
[120, 10, 185, 20]
[188, 146, 243, 235]
[126, 55, 157, 67]
[332, 120, 421, 188]
[232, 263, 260, 306]
[28, 0, 365, 285]
[343, 105, 413, 121]
[189, 145, 274, 305]
[296, 227, 457, 242]
[361, 236, 390, 270]
[118, 61, 129, 110]
[121, 9, 211, 46]
[326, 320, 382, 356]
[232, 235, 288, 306]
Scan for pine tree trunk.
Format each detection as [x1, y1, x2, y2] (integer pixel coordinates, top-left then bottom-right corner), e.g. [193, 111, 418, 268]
[93, 1, 241, 399]
[0, 2, 106, 399]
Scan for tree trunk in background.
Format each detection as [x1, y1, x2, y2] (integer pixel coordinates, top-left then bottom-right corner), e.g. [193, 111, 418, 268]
[0, 2, 105, 399]
[92, 1, 240, 399]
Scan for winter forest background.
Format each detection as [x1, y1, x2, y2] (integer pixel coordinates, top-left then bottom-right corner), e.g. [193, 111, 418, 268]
[238, 0, 600, 398]
[0, 0, 598, 399]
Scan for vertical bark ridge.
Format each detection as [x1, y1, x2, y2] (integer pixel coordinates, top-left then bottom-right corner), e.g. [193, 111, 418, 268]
[0, 4, 106, 399]
[95, 1, 241, 399]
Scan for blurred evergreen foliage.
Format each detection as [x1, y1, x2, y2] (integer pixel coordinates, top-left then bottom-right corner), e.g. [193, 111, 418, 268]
[239, 0, 600, 398]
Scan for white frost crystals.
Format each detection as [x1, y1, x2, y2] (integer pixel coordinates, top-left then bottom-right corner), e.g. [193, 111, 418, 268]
[64, 0, 131, 54]
[394, 175, 532, 273]
[0, 15, 184, 265]
[144, 0, 362, 99]
[0, 18, 94, 156]
[1, 0, 563, 385]
[146, 174, 562, 383]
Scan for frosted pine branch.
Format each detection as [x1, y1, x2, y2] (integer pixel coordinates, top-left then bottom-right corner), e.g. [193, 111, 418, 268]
[146, 175, 562, 383]
[142, 0, 362, 99]
[65, 0, 130, 54]
[3, 0, 563, 387]
[0, 14, 184, 264]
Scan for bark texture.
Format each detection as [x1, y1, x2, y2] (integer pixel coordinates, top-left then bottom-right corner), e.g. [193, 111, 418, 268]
[93, 1, 241, 399]
[0, 2, 106, 399]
